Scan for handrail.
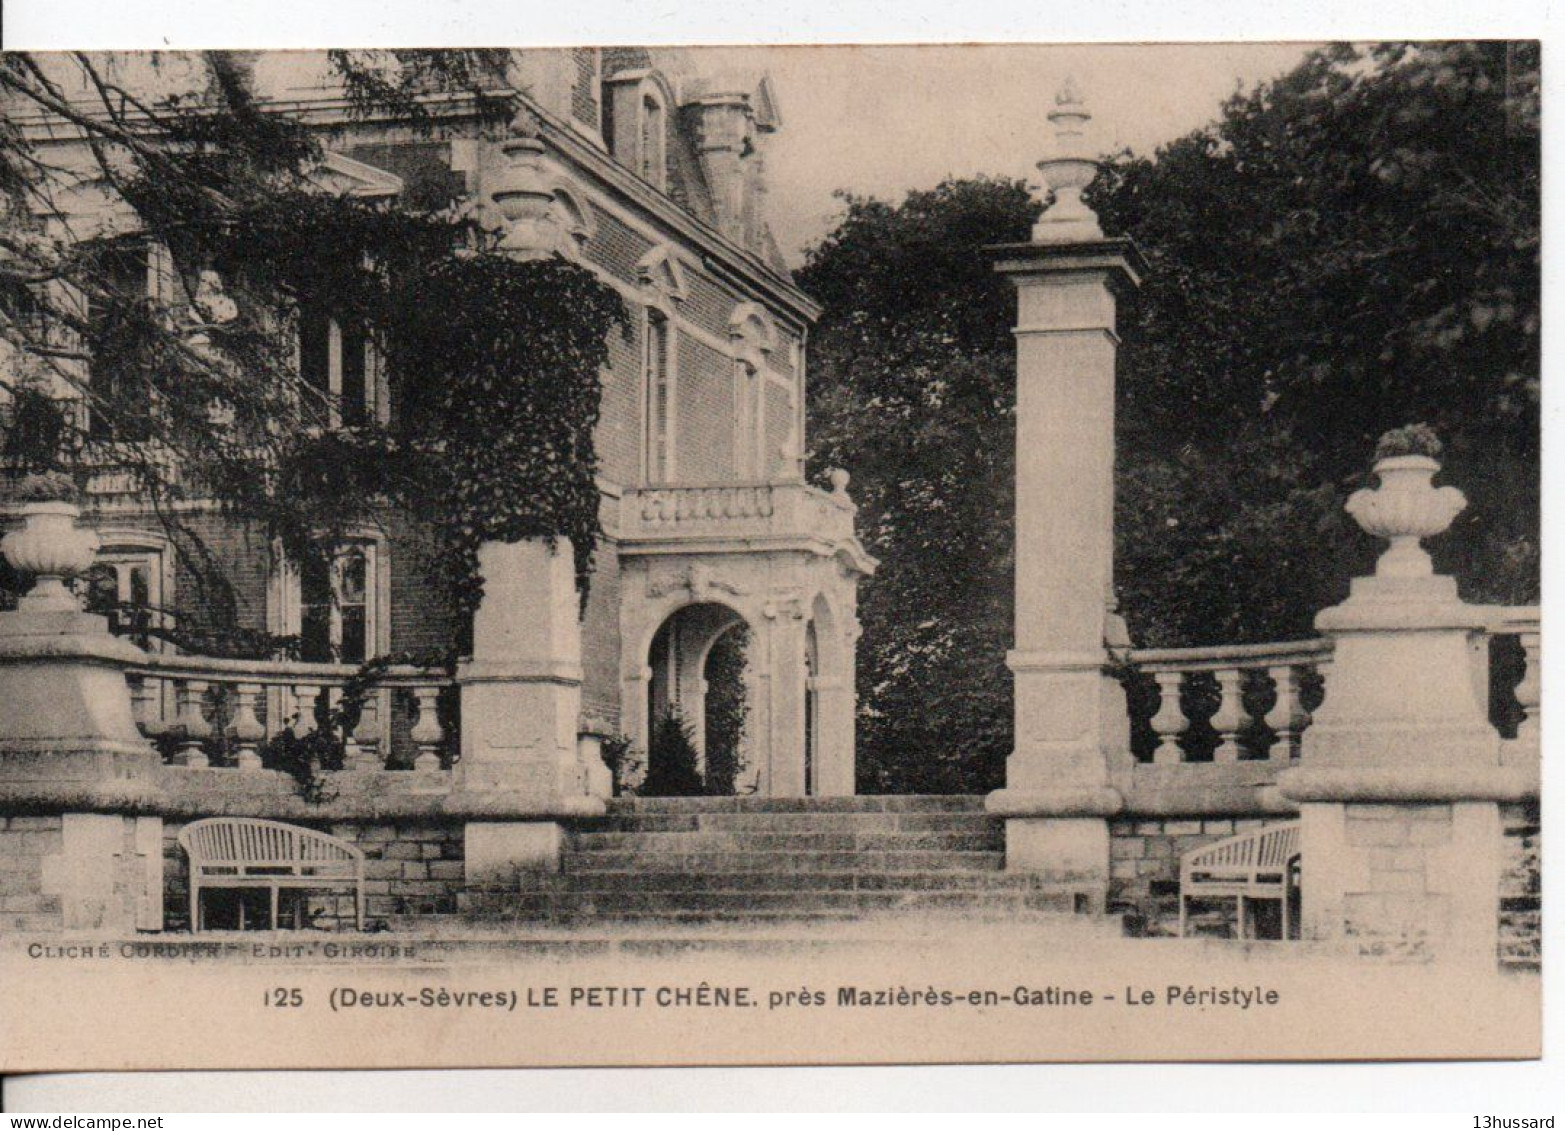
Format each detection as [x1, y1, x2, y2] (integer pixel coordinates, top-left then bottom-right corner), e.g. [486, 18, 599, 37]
[127, 652, 451, 684]
[1129, 637, 1332, 672]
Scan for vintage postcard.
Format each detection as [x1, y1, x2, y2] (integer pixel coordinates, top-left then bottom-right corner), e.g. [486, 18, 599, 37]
[0, 42, 1541, 1071]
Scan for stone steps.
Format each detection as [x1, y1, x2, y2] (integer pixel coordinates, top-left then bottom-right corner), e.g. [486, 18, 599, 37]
[593, 813, 999, 834]
[563, 850, 1007, 873]
[516, 869, 1040, 893]
[571, 831, 1004, 852]
[495, 890, 1068, 914]
[606, 796, 986, 814]
[458, 796, 1116, 931]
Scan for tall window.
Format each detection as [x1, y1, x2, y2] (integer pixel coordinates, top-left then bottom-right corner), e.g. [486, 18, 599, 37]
[298, 305, 376, 427]
[734, 359, 764, 479]
[82, 545, 166, 650]
[639, 94, 666, 189]
[85, 243, 154, 441]
[285, 542, 377, 664]
[644, 310, 673, 483]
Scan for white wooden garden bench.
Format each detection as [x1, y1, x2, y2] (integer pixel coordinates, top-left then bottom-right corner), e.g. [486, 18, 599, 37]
[1178, 821, 1300, 940]
[179, 817, 365, 932]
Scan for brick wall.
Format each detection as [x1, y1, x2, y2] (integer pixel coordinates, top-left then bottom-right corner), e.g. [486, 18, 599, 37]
[680, 269, 736, 340]
[764, 380, 793, 477]
[598, 333, 643, 484]
[677, 335, 735, 481]
[586, 206, 650, 287]
[1500, 800, 1540, 969]
[163, 819, 464, 931]
[0, 816, 64, 932]
[1109, 816, 1279, 937]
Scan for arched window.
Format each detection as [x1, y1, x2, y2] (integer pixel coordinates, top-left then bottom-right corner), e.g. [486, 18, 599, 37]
[603, 70, 676, 190]
[637, 246, 686, 485]
[728, 303, 775, 480]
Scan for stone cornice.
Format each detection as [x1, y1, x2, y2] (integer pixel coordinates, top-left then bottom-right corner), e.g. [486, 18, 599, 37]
[988, 236, 1148, 293]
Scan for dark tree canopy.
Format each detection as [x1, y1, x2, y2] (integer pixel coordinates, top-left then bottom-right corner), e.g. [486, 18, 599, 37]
[801, 42, 1539, 794]
[0, 51, 624, 659]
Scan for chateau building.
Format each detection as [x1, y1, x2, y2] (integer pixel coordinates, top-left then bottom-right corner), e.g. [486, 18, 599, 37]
[1, 49, 874, 798]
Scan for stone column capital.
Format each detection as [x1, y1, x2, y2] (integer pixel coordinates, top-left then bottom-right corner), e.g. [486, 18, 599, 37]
[987, 237, 1147, 292]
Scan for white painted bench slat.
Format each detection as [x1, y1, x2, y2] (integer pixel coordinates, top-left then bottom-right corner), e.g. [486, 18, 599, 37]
[1178, 821, 1300, 940]
[179, 817, 366, 932]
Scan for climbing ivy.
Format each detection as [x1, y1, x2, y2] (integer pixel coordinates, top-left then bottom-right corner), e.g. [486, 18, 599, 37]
[0, 52, 626, 653]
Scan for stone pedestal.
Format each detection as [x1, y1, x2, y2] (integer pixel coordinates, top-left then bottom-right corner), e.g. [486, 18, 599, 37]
[981, 88, 1144, 901]
[35, 813, 164, 932]
[0, 610, 155, 768]
[464, 820, 564, 884]
[0, 499, 164, 932]
[1281, 447, 1516, 962]
[456, 538, 588, 799]
[455, 538, 605, 873]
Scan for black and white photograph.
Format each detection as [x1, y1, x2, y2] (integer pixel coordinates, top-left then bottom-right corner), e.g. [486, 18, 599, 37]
[0, 21, 1546, 1091]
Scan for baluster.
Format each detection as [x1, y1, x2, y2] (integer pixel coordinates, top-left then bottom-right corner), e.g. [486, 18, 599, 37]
[350, 689, 384, 771]
[409, 685, 445, 769]
[1149, 671, 1188, 764]
[1211, 667, 1247, 762]
[1515, 630, 1540, 748]
[290, 683, 320, 737]
[129, 675, 161, 739]
[1265, 664, 1305, 761]
[231, 683, 265, 771]
[175, 679, 212, 767]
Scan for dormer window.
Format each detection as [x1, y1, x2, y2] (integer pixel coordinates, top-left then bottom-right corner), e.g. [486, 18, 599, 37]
[604, 70, 676, 192]
[639, 92, 667, 190]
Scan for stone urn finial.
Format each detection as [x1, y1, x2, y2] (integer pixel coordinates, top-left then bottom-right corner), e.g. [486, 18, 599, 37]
[1345, 426, 1465, 579]
[2, 478, 100, 613]
[1034, 76, 1103, 243]
[490, 134, 559, 259]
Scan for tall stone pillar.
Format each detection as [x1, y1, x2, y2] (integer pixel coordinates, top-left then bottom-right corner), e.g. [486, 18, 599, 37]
[984, 82, 1143, 908]
[456, 537, 604, 880]
[1281, 434, 1530, 962]
[761, 594, 809, 797]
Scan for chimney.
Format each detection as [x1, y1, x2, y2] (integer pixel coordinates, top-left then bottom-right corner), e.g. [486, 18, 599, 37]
[689, 92, 752, 245]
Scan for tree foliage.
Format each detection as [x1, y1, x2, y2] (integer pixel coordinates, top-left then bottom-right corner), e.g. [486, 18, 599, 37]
[801, 42, 1539, 793]
[0, 51, 624, 655]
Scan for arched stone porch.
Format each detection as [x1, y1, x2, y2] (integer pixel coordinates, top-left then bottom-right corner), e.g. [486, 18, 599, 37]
[617, 484, 871, 796]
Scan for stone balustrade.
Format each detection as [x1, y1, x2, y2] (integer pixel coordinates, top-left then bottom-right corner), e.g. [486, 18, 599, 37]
[619, 480, 858, 549]
[1127, 638, 1333, 765]
[1484, 604, 1540, 767]
[125, 653, 456, 772]
[1124, 608, 1537, 770]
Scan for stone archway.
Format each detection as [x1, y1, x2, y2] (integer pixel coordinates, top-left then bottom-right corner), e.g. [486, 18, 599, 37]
[643, 601, 754, 795]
